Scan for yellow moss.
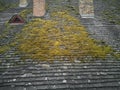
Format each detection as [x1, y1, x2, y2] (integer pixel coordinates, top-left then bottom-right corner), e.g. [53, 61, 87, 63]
[16, 11, 113, 62]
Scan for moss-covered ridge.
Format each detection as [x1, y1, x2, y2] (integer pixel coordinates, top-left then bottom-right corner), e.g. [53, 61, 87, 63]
[16, 11, 113, 62]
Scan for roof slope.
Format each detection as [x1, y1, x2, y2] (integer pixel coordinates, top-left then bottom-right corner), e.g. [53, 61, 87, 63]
[0, 0, 120, 90]
[0, 52, 120, 90]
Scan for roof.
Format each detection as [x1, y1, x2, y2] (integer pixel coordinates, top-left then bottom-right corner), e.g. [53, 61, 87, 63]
[0, 0, 120, 90]
[0, 53, 120, 90]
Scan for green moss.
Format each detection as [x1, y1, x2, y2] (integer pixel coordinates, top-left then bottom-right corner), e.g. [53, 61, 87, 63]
[0, 21, 17, 54]
[0, 1, 18, 12]
[46, 1, 78, 16]
[19, 9, 32, 20]
[102, 0, 120, 24]
[113, 53, 120, 59]
[0, 21, 13, 39]
[102, 10, 120, 24]
[0, 45, 10, 54]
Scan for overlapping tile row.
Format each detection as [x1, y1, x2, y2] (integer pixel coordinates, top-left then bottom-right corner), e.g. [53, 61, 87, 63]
[0, 51, 120, 90]
[80, 18, 120, 51]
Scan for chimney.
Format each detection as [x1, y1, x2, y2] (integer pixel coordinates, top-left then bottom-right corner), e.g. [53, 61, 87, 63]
[79, 0, 94, 18]
[33, 0, 46, 17]
[19, 0, 28, 7]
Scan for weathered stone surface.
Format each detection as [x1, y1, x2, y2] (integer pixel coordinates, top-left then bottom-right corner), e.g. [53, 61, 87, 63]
[19, 0, 28, 7]
[79, 0, 94, 18]
[33, 0, 46, 17]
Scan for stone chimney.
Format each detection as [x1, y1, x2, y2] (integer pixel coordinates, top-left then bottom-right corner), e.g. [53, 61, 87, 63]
[79, 0, 94, 18]
[19, 0, 28, 7]
[33, 0, 46, 17]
